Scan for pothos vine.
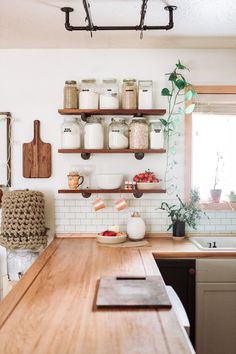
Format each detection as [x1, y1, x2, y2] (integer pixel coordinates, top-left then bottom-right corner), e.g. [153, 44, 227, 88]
[160, 60, 197, 194]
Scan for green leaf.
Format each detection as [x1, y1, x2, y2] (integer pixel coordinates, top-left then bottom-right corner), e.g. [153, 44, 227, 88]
[175, 79, 186, 90]
[160, 118, 168, 126]
[185, 103, 195, 114]
[168, 72, 177, 82]
[176, 60, 189, 71]
[161, 88, 171, 96]
[185, 90, 193, 101]
[170, 146, 176, 154]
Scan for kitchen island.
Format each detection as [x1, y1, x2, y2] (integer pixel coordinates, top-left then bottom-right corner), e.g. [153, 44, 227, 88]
[2, 235, 233, 354]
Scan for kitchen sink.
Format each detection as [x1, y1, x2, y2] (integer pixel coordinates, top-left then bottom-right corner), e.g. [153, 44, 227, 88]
[189, 236, 236, 251]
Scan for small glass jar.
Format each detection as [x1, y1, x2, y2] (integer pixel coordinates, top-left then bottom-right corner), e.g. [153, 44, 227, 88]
[149, 120, 164, 149]
[61, 117, 81, 149]
[129, 117, 149, 149]
[121, 79, 137, 109]
[84, 117, 104, 149]
[64, 80, 78, 109]
[79, 79, 99, 109]
[100, 79, 119, 109]
[7, 249, 39, 281]
[108, 118, 129, 149]
[138, 80, 153, 109]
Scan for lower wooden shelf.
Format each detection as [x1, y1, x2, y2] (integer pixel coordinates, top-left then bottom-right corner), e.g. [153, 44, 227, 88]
[58, 189, 166, 198]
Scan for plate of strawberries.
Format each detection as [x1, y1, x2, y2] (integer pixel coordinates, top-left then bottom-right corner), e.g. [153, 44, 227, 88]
[133, 170, 161, 190]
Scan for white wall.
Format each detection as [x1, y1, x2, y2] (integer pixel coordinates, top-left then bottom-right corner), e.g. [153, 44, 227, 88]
[1, 48, 236, 296]
[0, 48, 236, 238]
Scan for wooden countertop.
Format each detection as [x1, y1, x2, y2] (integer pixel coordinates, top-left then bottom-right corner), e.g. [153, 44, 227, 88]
[0, 236, 235, 354]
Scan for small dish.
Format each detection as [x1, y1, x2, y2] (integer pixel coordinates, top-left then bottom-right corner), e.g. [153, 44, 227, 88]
[137, 182, 161, 190]
[97, 233, 127, 244]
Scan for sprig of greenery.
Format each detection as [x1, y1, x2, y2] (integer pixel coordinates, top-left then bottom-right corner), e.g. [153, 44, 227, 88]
[159, 188, 207, 231]
[161, 60, 197, 191]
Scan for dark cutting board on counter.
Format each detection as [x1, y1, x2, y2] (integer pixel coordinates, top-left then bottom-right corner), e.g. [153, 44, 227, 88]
[96, 276, 172, 308]
[23, 120, 52, 178]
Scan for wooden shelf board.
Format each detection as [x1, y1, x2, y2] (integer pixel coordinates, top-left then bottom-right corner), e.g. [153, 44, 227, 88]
[58, 148, 166, 154]
[58, 108, 166, 116]
[58, 189, 166, 194]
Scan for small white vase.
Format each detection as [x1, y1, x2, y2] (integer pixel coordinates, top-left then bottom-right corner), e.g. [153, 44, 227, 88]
[127, 212, 146, 241]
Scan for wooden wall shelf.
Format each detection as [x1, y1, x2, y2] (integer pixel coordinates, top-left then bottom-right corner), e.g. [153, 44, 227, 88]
[58, 108, 166, 121]
[58, 189, 166, 198]
[58, 148, 166, 160]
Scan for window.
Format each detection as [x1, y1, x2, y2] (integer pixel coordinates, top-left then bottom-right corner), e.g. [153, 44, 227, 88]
[185, 86, 236, 207]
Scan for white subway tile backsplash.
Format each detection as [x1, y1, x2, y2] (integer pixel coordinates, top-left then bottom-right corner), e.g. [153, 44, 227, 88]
[54, 198, 236, 234]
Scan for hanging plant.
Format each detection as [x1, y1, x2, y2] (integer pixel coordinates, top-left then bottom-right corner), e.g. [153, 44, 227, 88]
[161, 60, 196, 193]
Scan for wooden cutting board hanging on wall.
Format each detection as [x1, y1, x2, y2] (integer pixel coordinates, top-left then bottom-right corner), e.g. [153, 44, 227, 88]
[23, 120, 52, 178]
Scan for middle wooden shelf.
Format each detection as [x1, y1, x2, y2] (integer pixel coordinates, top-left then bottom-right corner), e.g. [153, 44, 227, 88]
[58, 148, 166, 160]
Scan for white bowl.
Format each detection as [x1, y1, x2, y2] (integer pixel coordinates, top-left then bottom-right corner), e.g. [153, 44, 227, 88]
[97, 233, 127, 244]
[137, 182, 161, 190]
[96, 174, 123, 189]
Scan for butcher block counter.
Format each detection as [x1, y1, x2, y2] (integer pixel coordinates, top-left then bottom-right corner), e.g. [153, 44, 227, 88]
[1, 235, 235, 354]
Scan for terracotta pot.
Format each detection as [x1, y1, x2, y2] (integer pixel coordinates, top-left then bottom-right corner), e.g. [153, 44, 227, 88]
[173, 220, 185, 237]
[210, 189, 222, 203]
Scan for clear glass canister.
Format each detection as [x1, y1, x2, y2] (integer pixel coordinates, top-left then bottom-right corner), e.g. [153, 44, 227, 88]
[64, 80, 78, 109]
[100, 79, 119, 109]
[79, 79, 99, 109]
[84, 117, 104, 149]
[7, 249, 39, 281]
[122, 79, 137, 109]
[138, 80, 153, 109]
[129, 117, 149, 149]
[109, 118, 129, 149]
[149, 119, 164, 149]
[61, 117, 81, 149]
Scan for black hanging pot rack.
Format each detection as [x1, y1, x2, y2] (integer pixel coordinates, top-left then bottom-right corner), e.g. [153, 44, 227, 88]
[61, 1, 177, 38]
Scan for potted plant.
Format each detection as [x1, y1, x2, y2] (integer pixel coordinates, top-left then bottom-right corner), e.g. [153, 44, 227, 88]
[210, 152, 223, 203]
[228, 191, 236, 203]
[160, 188, 205, 239]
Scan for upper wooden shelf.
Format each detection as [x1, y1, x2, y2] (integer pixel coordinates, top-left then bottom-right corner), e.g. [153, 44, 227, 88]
[58, 108, 166, 118]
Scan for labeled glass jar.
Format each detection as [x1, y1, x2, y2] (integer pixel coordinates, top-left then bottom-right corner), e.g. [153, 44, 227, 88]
[121, 79, 137, 109]
[61, 117, 81, 149]
[84, 117, 104, 149]
[108, 118, 129, 149]
[129, 117, 149, 149]
[149, 119, 164, 149]
[79, 79, 99, 109]
[100, 79, 119, 109]
[138, 80, 153, 109]
[64, 80, 78, 109]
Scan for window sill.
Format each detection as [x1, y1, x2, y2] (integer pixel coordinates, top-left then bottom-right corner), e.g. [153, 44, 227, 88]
[200, 201, 236, 211]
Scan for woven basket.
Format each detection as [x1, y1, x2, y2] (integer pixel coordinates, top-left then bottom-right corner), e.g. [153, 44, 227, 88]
[0, 190, 48, 250]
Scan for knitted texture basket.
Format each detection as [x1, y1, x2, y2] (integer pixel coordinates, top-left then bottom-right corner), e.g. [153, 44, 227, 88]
[0, 190, 48, 250]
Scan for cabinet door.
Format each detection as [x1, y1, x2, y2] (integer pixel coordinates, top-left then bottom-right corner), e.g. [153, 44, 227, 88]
[156, 259, 196, 346]
[196, 282, 236, 354]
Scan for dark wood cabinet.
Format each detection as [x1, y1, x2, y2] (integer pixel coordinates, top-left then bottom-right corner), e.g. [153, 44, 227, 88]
[155, 259, 196, 347]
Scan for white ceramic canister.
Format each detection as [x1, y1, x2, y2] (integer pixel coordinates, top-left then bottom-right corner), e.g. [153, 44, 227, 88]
[84, 117, 104, 149]
[61, 117, 81, 149]
[127, 212, 146, 241]
[7, 249, 39, 281]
